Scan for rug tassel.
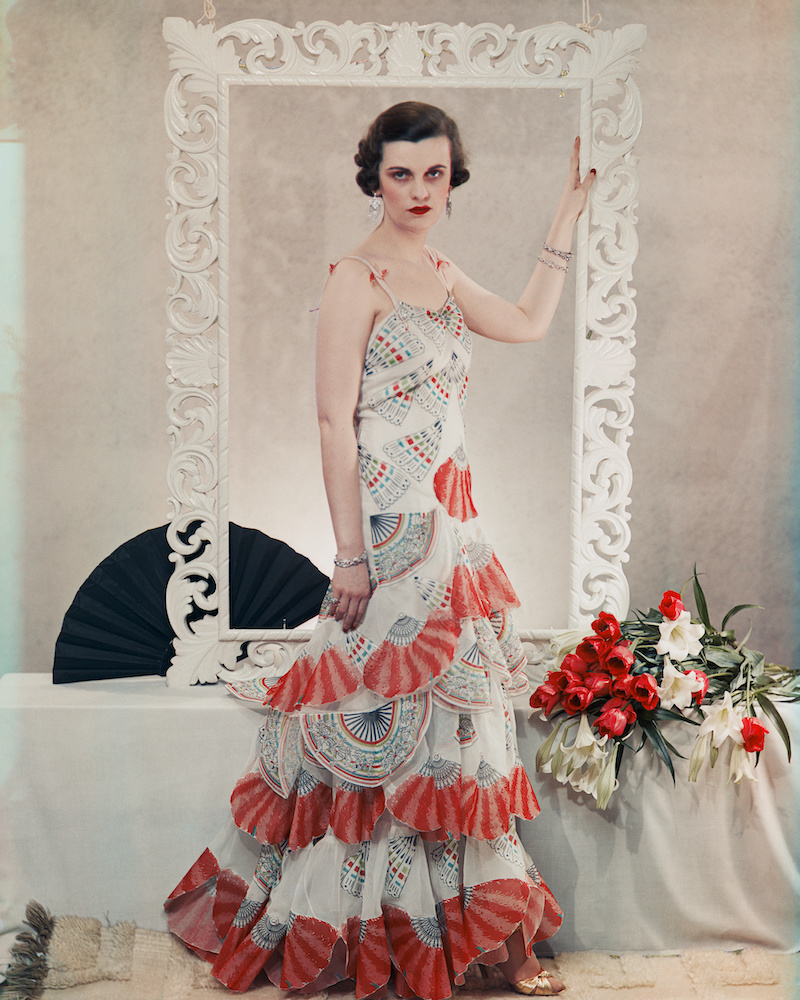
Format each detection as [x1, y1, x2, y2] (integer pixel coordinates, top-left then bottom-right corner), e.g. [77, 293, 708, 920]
[1, 901, 55, 1000]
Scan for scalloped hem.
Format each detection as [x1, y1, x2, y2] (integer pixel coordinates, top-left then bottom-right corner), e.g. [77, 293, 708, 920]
[166, 858, 562, 1000]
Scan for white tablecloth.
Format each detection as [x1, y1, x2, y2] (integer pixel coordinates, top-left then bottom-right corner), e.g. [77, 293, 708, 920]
[1, 673, 797, 959]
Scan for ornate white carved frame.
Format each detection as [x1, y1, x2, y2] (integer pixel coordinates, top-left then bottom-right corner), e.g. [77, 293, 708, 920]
[162, 18, 645, 686]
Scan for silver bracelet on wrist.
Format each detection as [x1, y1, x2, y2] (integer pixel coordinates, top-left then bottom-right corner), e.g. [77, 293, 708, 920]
[538, 255, 569, 273]
[542, 241, 573, 262]
[334, 550, 367, 569]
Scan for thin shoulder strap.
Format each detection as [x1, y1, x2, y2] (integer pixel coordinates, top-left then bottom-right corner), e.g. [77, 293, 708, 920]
[335, 255, 399, 309]
[424, 246, 452, 294]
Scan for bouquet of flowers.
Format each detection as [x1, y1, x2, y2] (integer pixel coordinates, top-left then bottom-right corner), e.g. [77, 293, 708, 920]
[529, 569, 799, 809]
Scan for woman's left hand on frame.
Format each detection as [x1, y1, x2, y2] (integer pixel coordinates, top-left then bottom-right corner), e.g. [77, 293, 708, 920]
[556, 136, 596, 223]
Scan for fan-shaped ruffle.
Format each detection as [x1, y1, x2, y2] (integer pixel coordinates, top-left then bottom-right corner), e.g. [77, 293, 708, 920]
[229, 759, 539, 848]
[263, 645, 362, 712]
[228, 685, 538, 847]
[361, 613, 461, 697]
[165, 823, 562, 999]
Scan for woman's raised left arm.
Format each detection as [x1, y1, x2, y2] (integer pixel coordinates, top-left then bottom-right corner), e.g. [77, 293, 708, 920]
[447, 137, 595, 344]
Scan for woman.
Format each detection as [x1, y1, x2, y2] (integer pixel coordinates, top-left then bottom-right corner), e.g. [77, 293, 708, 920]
[166, 102, 594, 998]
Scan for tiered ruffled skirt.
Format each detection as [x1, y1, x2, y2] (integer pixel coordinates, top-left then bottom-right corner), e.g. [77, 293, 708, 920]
[165, 507, 562, 998]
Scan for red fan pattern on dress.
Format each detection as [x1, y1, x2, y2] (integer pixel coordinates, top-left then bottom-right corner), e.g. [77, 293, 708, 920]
[434, 454, 478, 521]
[362, 613, 461, 697]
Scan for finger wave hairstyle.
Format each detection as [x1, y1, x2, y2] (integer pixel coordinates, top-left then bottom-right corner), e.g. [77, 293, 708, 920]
[354, 101, 470, 197]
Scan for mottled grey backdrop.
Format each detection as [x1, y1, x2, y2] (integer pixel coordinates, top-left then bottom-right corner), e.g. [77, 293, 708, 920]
[7, 0, 798, 669]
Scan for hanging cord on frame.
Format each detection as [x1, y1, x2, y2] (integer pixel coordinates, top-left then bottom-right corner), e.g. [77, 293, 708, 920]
[198, 0, 216, 29]
[577, 1, 602, 32]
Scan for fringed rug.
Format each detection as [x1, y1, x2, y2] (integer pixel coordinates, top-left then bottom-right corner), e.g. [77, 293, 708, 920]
[1, 902, 797, 1000]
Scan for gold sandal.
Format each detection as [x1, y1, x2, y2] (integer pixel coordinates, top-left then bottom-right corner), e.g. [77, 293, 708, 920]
[509, 970, 564, 996]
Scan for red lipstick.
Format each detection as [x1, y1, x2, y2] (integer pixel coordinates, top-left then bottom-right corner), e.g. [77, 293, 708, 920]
[409, 206, 431, 215]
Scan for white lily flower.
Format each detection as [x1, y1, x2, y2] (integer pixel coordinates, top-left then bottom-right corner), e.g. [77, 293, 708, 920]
[657, 656, 706, 710]
[568, 757, 606, 797]
[569, 713, 609, 766]
[728, 743, 757, 784]
[697, 691, 744, 748]
[688, 732, 710, 782]
[655, 609, 705, 661]
[542, 739, 575, 783]
[542, 715, 611, 796]
[595, 747, 620, 809]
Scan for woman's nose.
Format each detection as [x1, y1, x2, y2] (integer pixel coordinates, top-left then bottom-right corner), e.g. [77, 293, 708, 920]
[411, 178, 428, 200]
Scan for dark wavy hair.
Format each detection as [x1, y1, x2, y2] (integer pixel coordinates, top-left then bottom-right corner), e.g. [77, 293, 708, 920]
[354, 101, 470, 196]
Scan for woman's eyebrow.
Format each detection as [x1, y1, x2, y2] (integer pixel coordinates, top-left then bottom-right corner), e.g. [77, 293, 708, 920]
[385, 162, 448, 171]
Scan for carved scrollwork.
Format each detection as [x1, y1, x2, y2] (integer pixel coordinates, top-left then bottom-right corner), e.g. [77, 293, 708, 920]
[166, 271, 217, 337]
[238, 635, 312, 679]
[162, 17, 644, 684]
[520, 635, 558, 685]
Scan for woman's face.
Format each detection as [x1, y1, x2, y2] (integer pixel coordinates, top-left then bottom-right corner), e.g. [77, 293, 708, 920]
[376, 135, 452, 232]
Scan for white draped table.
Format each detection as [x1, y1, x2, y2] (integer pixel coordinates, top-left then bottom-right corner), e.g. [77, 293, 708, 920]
[1, 673, 797, 958]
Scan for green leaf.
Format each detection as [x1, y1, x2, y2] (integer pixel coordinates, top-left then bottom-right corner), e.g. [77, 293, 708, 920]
[744, 650, 766, 672]
[720, 604, 762, 632]
[640, 720, 676, 782]
[704, 646, 744, 669]
[692, 565, 712, 629]
[755, 693, 792, 762]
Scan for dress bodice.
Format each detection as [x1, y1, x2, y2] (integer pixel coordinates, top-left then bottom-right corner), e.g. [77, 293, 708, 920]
[341, 252, 473, 518]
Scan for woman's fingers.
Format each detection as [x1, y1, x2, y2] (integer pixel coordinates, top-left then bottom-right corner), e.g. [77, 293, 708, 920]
[336, 596, 367, 631]
[332, 589, 370, 631]
[568, 136, 595, 192]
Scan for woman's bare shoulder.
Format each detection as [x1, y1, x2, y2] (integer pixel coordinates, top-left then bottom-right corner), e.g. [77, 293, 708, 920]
[323, 255, 374, 294]
[427, 247, 469, 291]
[319, 255, 382, 335]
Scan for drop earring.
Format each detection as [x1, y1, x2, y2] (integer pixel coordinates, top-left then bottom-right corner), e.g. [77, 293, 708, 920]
[368, 193, 382, 223]
[445, 191, 452, 219]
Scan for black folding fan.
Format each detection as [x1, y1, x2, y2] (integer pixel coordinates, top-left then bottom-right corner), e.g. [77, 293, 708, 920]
[52, 523, 329, 683]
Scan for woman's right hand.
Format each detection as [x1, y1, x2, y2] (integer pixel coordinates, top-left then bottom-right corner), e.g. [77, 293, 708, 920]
[330, 563, 372, 632]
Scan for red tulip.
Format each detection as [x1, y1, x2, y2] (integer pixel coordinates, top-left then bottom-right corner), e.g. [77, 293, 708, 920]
[529, 681, 562, 717]
[687, 669, 709, 706]
[629, 672, 660, 711]
[562, 683, 594, 715]
[595, 698, 637, 738]
[584, 672, 612, 698]
[576, 634, 609, 666]
[741, 716, 769, 753]
[605, 641, 635, 676]
[592, 611, 622, 644]
[659, 590, 685, 621]
[562, 652, 591, 677]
